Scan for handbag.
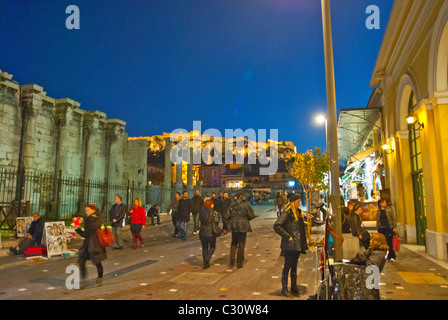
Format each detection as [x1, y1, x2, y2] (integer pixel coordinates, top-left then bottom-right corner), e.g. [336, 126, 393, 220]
[392, 233, 400, 252]
[97, 225, 115, 248]
[211, 212, 223, 237]
[360, 223, 371, 250]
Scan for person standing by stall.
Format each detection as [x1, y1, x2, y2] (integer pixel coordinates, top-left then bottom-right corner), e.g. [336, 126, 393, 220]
[273, 193, 307, 297]
[377, 199, 397, 262]
[349, 203, 368, 251]
[129, 198, 146, 249]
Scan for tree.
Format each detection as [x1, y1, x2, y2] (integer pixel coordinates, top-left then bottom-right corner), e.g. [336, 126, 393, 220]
[285, 147, 330, 243]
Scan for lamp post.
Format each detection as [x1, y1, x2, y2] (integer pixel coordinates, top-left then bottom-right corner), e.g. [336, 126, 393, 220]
[321, 0, 343, 262]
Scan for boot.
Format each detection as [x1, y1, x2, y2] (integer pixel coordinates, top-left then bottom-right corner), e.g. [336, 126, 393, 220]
[132, 234, 137, 249]
[281, 274, 291, 297]
[138, 234, 144, 248]
[96, 278, 103, 287]
[290, 272, 300, 296]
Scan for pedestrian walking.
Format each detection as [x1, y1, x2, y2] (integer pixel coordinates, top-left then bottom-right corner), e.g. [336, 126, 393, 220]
[221, 192, 232, 217]
[129, 198, 146, 249]
[177, 191, 192, 241]
[168, 192, 181, 238]
[148, 204, 160, 226]
[9, 212, 45, 255]
[377, 199, 397, 262]
[74, 204, 107, 287]
[211, 192, 222, 225]
[199, 199, 220, 269]
[222, 191, 256, 268]
[109, 194, 127, 250]
[191, 189, 204, 235]
[273, 193, 307, 297]
[275, 192, 283, 217]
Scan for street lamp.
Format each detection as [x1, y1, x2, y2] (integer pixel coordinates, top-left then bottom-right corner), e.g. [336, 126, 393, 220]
[321, 0, 343, 262]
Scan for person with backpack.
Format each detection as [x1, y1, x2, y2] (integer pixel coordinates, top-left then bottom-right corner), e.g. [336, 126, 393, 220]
[222, 191, 256, 269]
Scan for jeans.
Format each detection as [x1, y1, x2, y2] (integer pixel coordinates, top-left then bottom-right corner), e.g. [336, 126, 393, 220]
[282, 251, 300, 278]
[176, 220, 189, 240]
[200, 236, 216, 265]
[378, 227, 396, 260]
[192, 212, 200, 233]
[150, 214, 160, 225]
[230, 232, 247, 267]
[111, 226, 123, 248]
[172, 213, 179, 235]
[277, 205, 283, 217]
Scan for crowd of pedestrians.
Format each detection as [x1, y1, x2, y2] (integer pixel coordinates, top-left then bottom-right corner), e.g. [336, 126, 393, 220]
[9, 187, 396, 297]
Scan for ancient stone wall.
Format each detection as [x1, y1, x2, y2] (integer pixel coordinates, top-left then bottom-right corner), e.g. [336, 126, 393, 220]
[0, 69, 147, 188]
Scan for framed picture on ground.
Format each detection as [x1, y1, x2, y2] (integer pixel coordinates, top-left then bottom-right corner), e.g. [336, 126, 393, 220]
[44, 221, 68, 258]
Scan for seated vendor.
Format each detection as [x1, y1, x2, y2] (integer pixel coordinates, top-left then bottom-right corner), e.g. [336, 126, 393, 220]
[349, 233, 389, 272]
[9, 212, 45, 255]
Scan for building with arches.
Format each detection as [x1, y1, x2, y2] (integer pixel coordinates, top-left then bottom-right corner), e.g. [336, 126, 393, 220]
[369, 0, 448, 260]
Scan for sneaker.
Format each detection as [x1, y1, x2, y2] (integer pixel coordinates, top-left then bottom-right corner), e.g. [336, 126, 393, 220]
[390, 258, 396, 262]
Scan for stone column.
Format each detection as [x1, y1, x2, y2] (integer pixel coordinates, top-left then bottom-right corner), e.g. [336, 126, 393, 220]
[161, 136, 172, 212]
[105, 119, 126, 184]
[176, 154, 183, 194]
[187, 147, 194, 196]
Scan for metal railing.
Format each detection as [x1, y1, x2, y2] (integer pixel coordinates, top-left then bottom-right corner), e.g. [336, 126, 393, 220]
[0, 168, 146, 230]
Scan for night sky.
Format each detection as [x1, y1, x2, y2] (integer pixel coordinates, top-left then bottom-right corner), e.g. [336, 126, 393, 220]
[0, 0, 393, 153]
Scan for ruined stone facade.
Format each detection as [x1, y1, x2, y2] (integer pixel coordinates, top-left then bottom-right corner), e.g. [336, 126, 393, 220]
[0, 69, 147, 196]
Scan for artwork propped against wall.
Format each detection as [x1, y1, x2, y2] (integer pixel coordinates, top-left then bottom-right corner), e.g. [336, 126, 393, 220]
[16, 217, 34, 238]
[44, 222, 68, 258]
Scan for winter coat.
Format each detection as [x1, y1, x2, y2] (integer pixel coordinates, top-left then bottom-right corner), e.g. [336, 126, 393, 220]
[168, 198, 179, 216]
[129, 206, 146, 226]
[221, 197, 232, 217]
[350, 249, 387, 272]
[109, 203, 127, 227]
[222, 198, 255, 233]
[177, 198, 192, 222]
[349, 212, 363, 237]
[274, 206, 308, 253]
[191, 195, 204, 214]
[376, 206, 397, 229]
[76, 212, 107, 265]
[27, 217, 45, 245]
[199, 207, 219, 238]
[212, 197, 222, 213]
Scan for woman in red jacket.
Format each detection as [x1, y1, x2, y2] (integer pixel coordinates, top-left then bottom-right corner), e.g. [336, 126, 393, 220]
[129, 198, 146, 249]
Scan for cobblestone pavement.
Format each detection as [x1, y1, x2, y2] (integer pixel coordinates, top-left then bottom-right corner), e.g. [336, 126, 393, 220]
[0, 205, 447, 300]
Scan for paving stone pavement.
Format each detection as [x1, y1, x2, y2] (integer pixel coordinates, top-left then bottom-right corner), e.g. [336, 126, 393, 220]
[0, 204, 447, 300]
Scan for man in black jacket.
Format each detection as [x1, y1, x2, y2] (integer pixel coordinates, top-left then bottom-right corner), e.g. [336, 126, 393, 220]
[177, 191, 192, 241]
[10, 212, 45, 255]
[191, 189, 204, 235]
[109, 194, 127, 249]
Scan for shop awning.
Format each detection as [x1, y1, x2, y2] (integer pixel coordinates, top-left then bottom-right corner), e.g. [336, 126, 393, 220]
[338, 107, 382, 162]
[347, 143, 382, 165]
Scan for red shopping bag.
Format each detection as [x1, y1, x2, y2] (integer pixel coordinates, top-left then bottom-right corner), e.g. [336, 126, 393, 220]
[392, 233, 400, 252]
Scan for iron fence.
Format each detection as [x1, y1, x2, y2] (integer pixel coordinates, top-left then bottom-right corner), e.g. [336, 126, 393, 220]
[0, 168, 147, 230]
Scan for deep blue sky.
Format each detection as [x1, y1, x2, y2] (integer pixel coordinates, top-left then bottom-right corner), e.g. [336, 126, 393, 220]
[0, 0, 393, 153]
